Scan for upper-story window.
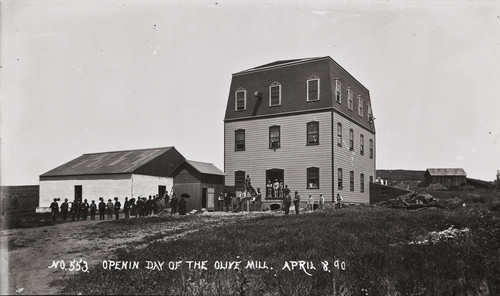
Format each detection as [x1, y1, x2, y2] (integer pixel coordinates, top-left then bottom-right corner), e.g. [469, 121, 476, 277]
[235, 89, 246, 111]
[307, 77, 320, 101]
[367, 103, 373, 120]
[358, 96, 364, 117]
[337, 122, 342, 147]
[369, 139, 374, 158]
[307, 121, 319, 145]
[335, 80, 342, 103]
[269, 125, 281, 148]
[235, 129, 245, 151]
[360, 134, 365, 155]
[349, 129, 354, 151]
[347, 88, 353, 110]
[269, 82, 281, 106]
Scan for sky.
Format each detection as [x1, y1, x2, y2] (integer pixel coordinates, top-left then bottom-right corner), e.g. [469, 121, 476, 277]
[1, 0, 499, 185]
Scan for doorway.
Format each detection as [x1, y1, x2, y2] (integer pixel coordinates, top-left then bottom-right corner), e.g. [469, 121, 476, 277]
[74, 185, 82, 202]
[202, 188, 207, 209]
[265, 169, 284, 199]
[158, 185, 166, 198]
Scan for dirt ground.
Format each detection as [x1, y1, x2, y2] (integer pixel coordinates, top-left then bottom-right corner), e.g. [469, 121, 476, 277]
[0, 212, 272, 295]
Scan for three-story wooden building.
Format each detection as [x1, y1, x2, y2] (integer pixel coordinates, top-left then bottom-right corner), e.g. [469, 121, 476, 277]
[224, 57, 376, 209]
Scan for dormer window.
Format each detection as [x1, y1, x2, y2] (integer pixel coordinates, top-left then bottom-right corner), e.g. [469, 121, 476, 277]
[367, 103, 373, 120]
[347, 88, 353, 110]
[358, 96, 364, 117]
[269, 82, 281, 106]
[335, 80, 341, 103]
[307, 76, 320, 101]
[235, 89, 246, 111]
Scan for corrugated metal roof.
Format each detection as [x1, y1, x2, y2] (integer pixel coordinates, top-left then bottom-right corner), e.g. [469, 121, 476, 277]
[426, 168, 467, 176]
[41, 147, 174, 177]
[186, 160, 225, 176]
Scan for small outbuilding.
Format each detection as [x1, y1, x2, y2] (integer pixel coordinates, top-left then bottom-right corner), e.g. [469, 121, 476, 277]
[424, 168, 467, 189]
[171, 160, 225, 212]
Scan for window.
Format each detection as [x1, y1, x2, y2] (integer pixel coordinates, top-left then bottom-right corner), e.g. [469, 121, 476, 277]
[338, 168, 343, 190]
[235, 129, 245, 151]
[307, 121, 319, 145]
[337, 122, 342, 147]
[349, 129, 354, 151]
[307, 78, 319, 101]
[269, 82, 281, 106]
[367, 103, 373, 119]
[307, 167, 319, 189]
[358, 96, 364, 117]
[350, 171, 354, 191]
[235, 171, 245, 191]
[369, 139, 374, 158]
[335, 80, 341, 103]
[269, 126, 280, 148]
[235, 89, 246, 111]
[360, 134, 364, 155]
[360, 173, 365, 193]
[347, 88, 353, 110]
[370, 175, 373, 183]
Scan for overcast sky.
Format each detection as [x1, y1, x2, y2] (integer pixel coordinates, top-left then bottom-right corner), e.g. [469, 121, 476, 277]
[1, 0, 499, 185]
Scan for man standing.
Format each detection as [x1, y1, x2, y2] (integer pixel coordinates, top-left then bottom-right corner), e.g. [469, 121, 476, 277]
[70, 200, 81, 221]
[293, 191, 301, 214]
[89, 200, 97, 220]
[50, 198, 59, 222]
[60, 198, 69, 221]
[124, 197, 130, 219]
[283, 191, 291, 215]
[308, 194, 314, 212]
[114, 197, 121, 220]
[318, 194, 325, 211]
[106, 199, 114, 219]
[81, 199, 89, 220]
[218, 193, 224, 211]
[273, 179, 279, 198]
[336, 193, 343, 209]
[224, 193, 231, 212]
[170, 194, 178, 215]
[98, 198, 106, 220]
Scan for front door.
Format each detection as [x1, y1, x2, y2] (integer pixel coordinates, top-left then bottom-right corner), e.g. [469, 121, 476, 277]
[202, 188, 207, 209]
[74, 185, 82, 202]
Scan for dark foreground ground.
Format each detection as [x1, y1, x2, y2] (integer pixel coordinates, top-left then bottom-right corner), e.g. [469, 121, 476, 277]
[2, 188, 500, 295]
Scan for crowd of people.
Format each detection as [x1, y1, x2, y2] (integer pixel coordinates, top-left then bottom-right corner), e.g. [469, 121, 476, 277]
[48, 191, 190, 222]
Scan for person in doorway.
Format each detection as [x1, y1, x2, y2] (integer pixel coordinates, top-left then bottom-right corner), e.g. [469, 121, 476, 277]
[293, 191, 301, 214]
[98, 198, 106, 220]
[60, 198, 69, 221]
[89, 200, 97, 220]
[266, 180, 272, 198]
[279, 180, 284, 198]
[50, 198, 59, 222]
[273, 179, 279, 198]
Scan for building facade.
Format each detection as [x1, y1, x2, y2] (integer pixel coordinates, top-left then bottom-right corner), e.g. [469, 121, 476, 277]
[424, 168, 467, 189]
[224, 57, 376, 208]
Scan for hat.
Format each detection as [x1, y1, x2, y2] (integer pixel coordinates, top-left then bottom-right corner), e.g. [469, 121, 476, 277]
[108, 199, 112, 201]
[295, 191, 298, 193]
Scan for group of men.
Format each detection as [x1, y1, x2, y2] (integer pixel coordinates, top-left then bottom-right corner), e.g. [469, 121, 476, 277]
[48, 191, 190, 223]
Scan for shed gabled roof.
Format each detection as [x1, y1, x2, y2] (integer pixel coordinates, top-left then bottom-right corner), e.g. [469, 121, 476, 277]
[186, 160, 225, 176]
[41, 147, 175, 177]
[426, 168, 467, 176]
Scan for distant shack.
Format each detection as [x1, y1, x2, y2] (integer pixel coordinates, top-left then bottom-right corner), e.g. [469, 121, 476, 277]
[424, 168, 467, 189]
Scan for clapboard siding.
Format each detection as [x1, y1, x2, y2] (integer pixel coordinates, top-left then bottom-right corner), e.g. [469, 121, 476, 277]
[225, 111, 332, 202]
[333, 112, 375, 204]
